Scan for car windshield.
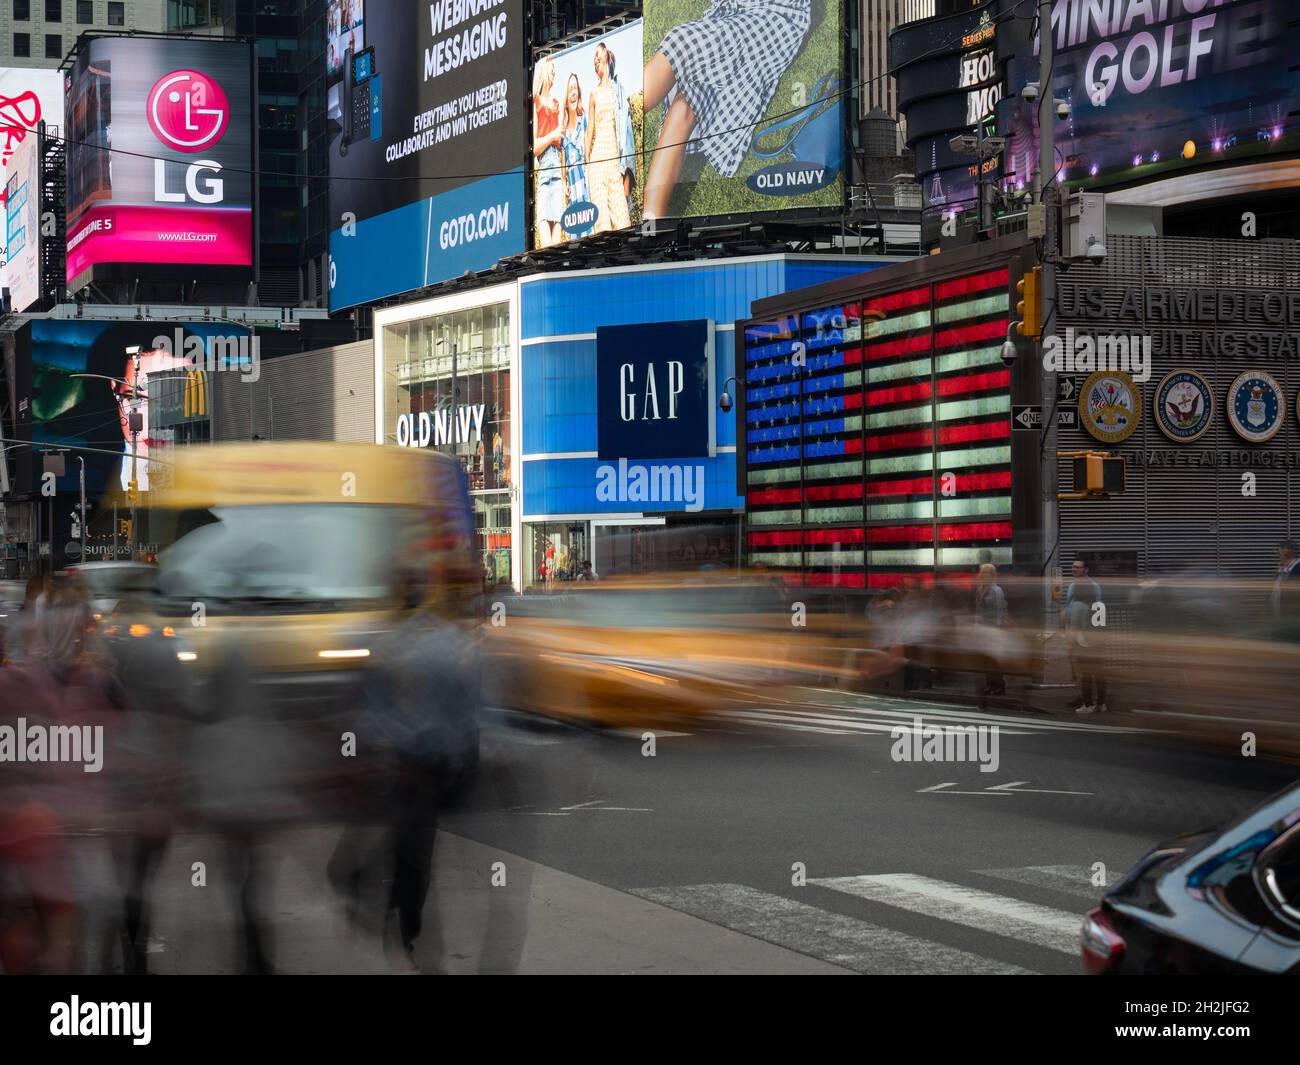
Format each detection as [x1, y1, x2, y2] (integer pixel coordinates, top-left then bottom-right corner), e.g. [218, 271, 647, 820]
[157, 504, 403, 606]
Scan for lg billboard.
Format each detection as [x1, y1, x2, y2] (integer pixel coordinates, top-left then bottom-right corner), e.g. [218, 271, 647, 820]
[326, 0, 528, 311]
[64, 37, 254, 291]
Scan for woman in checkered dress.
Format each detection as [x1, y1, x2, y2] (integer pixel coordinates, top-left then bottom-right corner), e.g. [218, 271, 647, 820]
[643, 0, 812, 219]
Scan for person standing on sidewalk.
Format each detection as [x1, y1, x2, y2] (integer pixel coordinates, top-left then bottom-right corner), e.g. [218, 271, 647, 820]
[973, 563, 1007, 699]
[1064, 558, 1107, 714]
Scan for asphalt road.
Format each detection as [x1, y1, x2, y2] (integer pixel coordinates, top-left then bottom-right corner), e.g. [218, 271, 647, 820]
[93, 689, 1298, 974]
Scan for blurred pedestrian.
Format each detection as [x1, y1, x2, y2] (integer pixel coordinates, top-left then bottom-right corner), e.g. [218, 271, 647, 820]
[1271, 538, 1300, 638]
[1064, 558, 1107, 714]
[973, 563, 1007, 698]
[191, 643, 300, 974]
[6, 574, 51, 663]
[0, 583, 126, 972]
[328, 568, 481, 973]
[576, 560, 597, 582]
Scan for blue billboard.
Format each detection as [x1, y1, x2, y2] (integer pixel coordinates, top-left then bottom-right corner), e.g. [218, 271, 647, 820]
[519, 255, 888, 518]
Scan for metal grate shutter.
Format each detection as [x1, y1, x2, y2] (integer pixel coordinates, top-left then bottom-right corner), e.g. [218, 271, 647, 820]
[1055, 234, 1296, 580]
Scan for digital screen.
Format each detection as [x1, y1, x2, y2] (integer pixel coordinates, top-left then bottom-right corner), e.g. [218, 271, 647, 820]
[743, 267, 1014, 587]
[641, 0, 845, 219]
[998, 0, 1300, 191]
[532, 21, 644, 247]
[326, 1, 527, 311]
[63, 37, 254, 288]
[327, 0, 365, 79]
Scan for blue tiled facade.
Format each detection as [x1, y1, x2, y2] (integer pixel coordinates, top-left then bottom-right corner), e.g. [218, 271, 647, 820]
[520, 256, 884, 517]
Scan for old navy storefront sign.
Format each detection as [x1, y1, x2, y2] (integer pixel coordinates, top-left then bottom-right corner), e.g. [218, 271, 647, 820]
[396, 404, 486, 447]
[596, 319, 715, 461]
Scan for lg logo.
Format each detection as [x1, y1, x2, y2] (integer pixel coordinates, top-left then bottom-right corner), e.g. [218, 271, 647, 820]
[147, 69, 229, 151]
[148, 69, 230, 206]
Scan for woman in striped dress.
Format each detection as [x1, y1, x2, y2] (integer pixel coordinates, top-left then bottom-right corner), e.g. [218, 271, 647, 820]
[643, 0, 812, 219]
[584, 43, 631, 234]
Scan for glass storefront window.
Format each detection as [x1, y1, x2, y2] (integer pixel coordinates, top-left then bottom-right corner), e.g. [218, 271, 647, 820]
[526, 521, 590, 588]
[384, 301, 513, 585]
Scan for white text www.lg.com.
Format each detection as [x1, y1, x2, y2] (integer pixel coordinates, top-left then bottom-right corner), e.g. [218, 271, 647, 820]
[157, 231, 218, 242]
[1114, 1025, 1249, 1039]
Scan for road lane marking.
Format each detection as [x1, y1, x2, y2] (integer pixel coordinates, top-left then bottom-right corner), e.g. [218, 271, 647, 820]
[917, 782, 1013, 795]
[985, 781, 1093, 795]
[631, 883, 1033, 975]
[810, 873, 1084, 956]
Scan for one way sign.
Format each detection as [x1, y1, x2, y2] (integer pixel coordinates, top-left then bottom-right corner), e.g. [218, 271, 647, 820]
[1012, 405, 1042, 431]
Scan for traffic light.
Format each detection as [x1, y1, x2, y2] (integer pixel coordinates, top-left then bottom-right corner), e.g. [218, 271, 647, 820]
[1015, 266, 1043, 339]
[128, 480, 140, 506]
[184, 370, 207, 418]
[1062, 451, 1125, 499]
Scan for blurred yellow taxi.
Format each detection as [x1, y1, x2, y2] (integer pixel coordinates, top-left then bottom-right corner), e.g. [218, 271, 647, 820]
[483, 572, 871, 729]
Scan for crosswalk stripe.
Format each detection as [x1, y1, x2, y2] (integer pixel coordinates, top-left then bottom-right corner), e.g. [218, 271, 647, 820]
[716, 708, 1041, 737]
[722, 701, 1141, 734]
[977, 864, 1125, 901]
[802, 697, 1148, 733]
[721, 715, 856, 735]
[631, 883, 1034, 975]
[811, 873, 1084, 956]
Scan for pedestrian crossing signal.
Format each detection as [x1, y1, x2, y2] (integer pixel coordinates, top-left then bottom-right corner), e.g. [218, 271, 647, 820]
[1060, 450, 1124, 499]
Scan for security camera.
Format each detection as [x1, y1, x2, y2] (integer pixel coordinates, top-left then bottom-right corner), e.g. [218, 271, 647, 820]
[1000, 338, 1018, 367]
[1021, 82, 1041, 102]
[1085, 237, 1107, 261]
[719, 391, 734, 413]
[1056, 100, 1071, 120]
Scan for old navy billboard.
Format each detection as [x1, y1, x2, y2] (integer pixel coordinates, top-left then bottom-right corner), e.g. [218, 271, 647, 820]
[326, 0, 528, 311]
[64, 37, 255, 289]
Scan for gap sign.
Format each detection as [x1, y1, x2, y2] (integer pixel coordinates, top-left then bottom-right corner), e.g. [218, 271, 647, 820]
[596, 320, 715, 460]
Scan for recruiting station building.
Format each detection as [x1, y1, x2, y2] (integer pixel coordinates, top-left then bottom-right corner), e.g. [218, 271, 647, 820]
[373, 255, 891, 590]
[741, 232, 1300, 586]
[884, 0, 1300, 581]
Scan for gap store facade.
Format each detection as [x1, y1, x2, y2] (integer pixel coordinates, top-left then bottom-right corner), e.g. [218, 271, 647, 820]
[375, 256, 891, 590]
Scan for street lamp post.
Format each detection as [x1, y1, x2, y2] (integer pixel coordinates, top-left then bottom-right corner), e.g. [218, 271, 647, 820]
[78, 455, 86, 563]
[71, 351, 147, 561]
[1037, 0, 1060, 633]
[127, 347, 141, 560]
